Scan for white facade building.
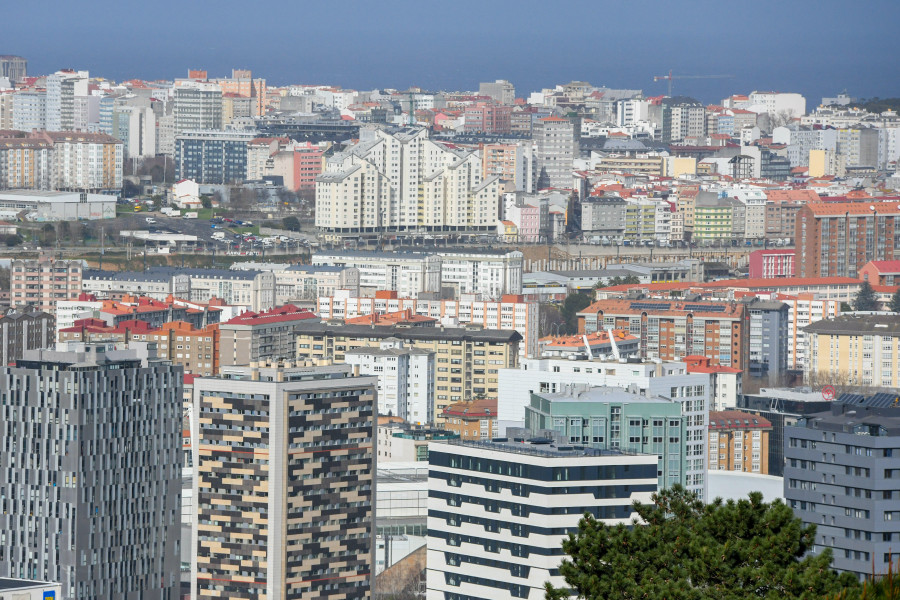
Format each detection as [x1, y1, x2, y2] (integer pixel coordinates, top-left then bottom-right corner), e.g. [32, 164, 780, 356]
[315, 127, 500, 234]
[498, 357, 712, 492]
[317, 291, 539, 358]
[312, 250, 442, 298]
[345, 338, 435, 423]
[439, 250, 523, 299]
[426, 440, 657, 600]
[747, 92, 807, 119]
[55, 298, 103, 337]
[11, 90, 46, 131]
[45, 70, 89, 131]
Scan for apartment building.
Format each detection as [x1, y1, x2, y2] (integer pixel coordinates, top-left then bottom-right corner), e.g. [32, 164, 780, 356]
[10, 256, 83, 312]
[778, 293, 841, 372]
[45, 70, 89, 131]
[0, 343, 181, 599]
[294, 321, 521, 419]
[481, 143, 526, 187]
[218, 304, 319, 367]
[806, 314, 900, 387]
[11, 91, 46, 131]
[498, 357, 713, 428]
[441, 398, 498, 441]
[317, 291, 539, 357]
[859, 260, 900, 286]
[0, 55, 27, 84]
[578, 298, 750, 371]
[345, 338, 435, 423]
[478, 80, 515, 105]
[747, 300, 789, 382]
[312, 251, 442, 298]
[0, 308, 54, 367]
[82, 267, 276, 311]
[784, 400, 900, 580]
[707, 410, 771, 474]
[426, 439, 657, 600]
[463, 103, 512, 134]
[315, 250, 520, 299]
[438, 249, 524, 299]
[44, 131, 123, 192]
[795, 202, 900, 278]
[211, 68, 267, 116]
[315, 127, 500, 234]
[534, 116, 577, 189]
[192, 364, 377, 600]
[173, 81, 223, 135]
[0, 136, 53, 189]
[748, 248, 795, 279]
[58, 318, 221, 376]
[174, 129, 256, 185]
[525, 385, 707, 496]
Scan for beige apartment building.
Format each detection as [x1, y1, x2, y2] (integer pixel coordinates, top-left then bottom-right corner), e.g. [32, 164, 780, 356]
[10, 256, 83, 312]
[708, 410, 772, 474]
[806, 314, 900, 388]
[294, 321, 521, 420]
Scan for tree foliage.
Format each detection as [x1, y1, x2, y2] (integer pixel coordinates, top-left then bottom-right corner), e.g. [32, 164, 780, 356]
[854, 281, 879, 312]
[889, 288, 900, 313]
[560, 292, 593, 333]
[545, 485, 857, 600]
[282, 216, 301, 231]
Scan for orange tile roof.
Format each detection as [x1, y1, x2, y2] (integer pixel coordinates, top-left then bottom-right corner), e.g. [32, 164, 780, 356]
[804, 202, 900, 216]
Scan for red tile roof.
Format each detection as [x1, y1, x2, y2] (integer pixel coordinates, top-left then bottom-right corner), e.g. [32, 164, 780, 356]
[862, 260, 900, 274]
[223, 304, 317, 326]
[442, 397, 497, 419]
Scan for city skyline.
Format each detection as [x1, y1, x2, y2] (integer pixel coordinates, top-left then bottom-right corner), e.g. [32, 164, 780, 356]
[4, 0, 899, 104]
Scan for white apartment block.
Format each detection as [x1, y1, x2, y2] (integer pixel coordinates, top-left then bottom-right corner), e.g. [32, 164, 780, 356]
[54, 299, 103, 337]
[498, 357, 712, 493]
[345, 338, 435, 423]
[747, 91, 807, 118]
[426, 440, 657, 600]
[779, 295, 842, 372]
[312, 250, 442, 298]
[12, 91, 46, 131]
[45, 70, 89, 131]
[440, 250, 523, 299]
[315, 127, 500, 233]
[318, 291, 539, 358]
[724, 186, 767, 240]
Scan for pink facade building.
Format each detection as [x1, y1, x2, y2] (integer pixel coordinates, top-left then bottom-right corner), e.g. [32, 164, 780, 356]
[748, 248, 795, 279]
[463, 103, 512, 134]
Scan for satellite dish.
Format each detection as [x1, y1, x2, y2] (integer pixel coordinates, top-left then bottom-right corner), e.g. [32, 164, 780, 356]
[870, 205, 876, 211]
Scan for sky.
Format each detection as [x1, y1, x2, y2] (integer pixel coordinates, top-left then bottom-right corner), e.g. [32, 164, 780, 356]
[5, 0, 900, 105]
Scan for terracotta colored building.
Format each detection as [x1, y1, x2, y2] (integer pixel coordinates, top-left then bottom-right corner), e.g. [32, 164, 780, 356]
[859, 260, 900, 286]
[578, 298, 750, 371]
[441, 398, 498, 440]
[708, 410, 772, 474]
[795, 202, 900, 278]
[59, 318, 220, 376]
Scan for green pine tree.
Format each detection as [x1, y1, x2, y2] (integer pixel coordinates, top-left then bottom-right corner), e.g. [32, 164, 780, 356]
[545, 485, 859, 600]
[889, 288, 900, 313]
[854, 281, 879, 312]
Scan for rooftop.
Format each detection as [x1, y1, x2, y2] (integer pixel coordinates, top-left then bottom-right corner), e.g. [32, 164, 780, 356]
[805, 314, 900, 336]
[295, 321, 522, 343]
[540, 385, 673, 405]
[709, 410, 772, 430]
[438, 438, 648, 459]
[222, 304, 317, 327]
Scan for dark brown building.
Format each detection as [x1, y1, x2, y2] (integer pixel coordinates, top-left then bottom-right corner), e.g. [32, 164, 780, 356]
[0, 307, 54, 366]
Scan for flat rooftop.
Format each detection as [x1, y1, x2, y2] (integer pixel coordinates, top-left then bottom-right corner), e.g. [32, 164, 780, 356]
[0, 578, 58, 591]
[440, 438, 648, 459]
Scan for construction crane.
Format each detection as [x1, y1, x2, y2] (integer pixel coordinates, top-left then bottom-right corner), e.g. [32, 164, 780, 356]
[652, 70, 734, 97]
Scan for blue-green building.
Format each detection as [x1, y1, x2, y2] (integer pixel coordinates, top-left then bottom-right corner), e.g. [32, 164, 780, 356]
[524, 385, 702, 495]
